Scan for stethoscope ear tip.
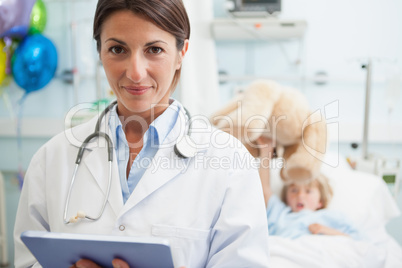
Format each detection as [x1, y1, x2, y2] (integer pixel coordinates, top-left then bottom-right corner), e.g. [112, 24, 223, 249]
[65, 211, 87, 224]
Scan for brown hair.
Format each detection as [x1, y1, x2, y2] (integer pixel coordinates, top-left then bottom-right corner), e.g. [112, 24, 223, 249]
[93, 0, 190, 91]
[281, 173, 333, 210]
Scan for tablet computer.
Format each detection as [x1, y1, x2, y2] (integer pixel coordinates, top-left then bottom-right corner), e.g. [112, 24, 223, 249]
[21, 230, 174, 268]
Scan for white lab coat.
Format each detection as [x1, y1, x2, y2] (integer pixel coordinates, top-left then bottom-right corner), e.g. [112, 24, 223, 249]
[14, 103, 270, 268]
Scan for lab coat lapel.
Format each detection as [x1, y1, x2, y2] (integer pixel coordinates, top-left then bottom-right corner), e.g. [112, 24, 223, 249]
[83, 146, 123, 218]
[119, 145, 189, 216]
[119, 107, 190, 216]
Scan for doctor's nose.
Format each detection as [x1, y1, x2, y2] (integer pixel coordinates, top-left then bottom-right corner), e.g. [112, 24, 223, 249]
[126, 53, 147, 82]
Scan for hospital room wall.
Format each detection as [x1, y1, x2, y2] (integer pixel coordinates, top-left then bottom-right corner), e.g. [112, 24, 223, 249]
[213, 0, 402, 166]
[212, 0, 402, 245]
[0, 1, 400, 167]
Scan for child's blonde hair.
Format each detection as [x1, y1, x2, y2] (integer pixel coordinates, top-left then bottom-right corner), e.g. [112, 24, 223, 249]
[281, 173, 333, 209]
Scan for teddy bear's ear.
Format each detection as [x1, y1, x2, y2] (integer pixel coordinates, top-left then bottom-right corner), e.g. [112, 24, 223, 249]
[210, 79, 285, 149]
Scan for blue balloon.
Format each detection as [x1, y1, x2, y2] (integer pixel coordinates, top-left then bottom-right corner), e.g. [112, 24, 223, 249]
[12, 34, 57, 93]
[0, 25, 29, 39]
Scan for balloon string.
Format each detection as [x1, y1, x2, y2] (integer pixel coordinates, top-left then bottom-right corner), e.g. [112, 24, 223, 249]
[16, 92, 28, 190]
[3, 36, 12, 75]
[1, 90, 15, 120]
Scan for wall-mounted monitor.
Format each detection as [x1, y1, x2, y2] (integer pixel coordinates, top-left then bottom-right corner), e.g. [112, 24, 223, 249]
[232, 0, 282, 16]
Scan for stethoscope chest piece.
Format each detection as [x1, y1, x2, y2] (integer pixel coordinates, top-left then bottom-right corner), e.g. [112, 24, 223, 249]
[174, 135, 199, 159]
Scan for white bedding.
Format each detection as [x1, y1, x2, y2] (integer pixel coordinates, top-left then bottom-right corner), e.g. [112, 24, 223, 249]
[268, 153, 402, 267]
[269, 234, 402, 268]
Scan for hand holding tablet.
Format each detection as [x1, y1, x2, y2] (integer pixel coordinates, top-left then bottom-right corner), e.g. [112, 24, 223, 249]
[21, 230, 174, 268]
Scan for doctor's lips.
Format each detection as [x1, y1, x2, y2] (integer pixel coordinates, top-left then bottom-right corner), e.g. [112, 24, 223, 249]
[123, 85, 152, 95]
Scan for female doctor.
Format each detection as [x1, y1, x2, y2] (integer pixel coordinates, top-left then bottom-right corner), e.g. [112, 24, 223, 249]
[13, 0, 270, 267]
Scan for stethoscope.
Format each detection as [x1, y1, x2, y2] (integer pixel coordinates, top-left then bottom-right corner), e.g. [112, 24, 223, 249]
[63, 100, 198, 224]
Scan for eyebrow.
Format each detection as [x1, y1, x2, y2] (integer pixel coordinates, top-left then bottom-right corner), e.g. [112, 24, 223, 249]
[105, 38, 126, 45]
[146, 40, 168, 46]
[104, 38, 168, 46]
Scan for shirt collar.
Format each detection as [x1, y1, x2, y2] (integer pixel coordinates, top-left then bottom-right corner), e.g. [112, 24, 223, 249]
[108, 100, 180, 148]
[150, 100, 180, 145]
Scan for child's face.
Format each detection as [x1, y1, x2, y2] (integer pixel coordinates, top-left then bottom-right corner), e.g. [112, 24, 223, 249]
[285, 183, 323, 212]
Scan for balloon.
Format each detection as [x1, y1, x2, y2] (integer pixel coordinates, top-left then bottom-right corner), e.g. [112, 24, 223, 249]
[1, 25, 29, 39]
[12, 34, 57, 93]
[29, 0, 47, 34]
[3, 36, 18, 75]
[0, 39, 6, 85]
[0, 0, 36, 37]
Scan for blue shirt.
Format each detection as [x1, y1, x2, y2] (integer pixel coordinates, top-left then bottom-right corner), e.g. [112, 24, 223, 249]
[267, 195, 361, 240]
[108, 101, 180, 203]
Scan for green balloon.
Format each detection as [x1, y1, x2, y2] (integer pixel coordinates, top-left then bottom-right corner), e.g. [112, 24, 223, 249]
[29, 0, 47, 34]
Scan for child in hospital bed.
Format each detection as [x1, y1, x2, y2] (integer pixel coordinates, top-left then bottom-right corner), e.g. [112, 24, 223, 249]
[257, 137, 361, 240]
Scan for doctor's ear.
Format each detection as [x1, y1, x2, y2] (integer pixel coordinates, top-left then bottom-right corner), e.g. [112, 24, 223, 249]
[177, 39, 189, 68]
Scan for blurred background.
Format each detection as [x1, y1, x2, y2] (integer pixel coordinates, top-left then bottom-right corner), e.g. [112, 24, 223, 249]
[0, 0, 401, 265]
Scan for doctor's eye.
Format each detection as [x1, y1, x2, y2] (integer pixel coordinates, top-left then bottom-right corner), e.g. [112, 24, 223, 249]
[109, 46, 125, 55]
[147, 46, 163, 54]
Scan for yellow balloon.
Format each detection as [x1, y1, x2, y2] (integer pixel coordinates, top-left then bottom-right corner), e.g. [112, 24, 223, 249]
[0, 39, 6, 85]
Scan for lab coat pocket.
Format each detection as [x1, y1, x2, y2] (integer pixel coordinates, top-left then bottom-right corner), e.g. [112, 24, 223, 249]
[151, 224, 211, 267]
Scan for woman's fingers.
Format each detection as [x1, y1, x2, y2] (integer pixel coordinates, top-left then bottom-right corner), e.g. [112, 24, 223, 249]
[74, 259, 102, 268]
[71, 258, 130, 268]
[112, 258, 130, 268]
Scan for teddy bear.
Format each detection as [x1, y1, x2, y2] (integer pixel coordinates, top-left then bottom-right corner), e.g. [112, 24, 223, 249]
[210, 79, 327, 183]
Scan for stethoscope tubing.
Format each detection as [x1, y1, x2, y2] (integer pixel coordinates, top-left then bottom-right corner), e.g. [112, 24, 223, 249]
[63, 131, 114, 224]
[63, 100, 116, 224]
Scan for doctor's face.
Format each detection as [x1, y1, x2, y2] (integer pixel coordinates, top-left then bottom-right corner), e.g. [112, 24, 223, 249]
[285, 182, 323, 212]
[100, 10, 188, 117]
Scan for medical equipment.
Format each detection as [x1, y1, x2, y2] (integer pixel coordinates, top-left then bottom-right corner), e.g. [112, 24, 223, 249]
[375, 158, 401, 199]
[63, 101, 197, 224]
[227, 0, 282, 17]
[361, 60, 372, 160]
[211, 18, 307, 41]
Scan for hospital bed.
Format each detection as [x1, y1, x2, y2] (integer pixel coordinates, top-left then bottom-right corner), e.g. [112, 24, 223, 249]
[268, 152, 402, 268]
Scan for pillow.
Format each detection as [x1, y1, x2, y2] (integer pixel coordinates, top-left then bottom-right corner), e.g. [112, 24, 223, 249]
[269, 152, 401, 231]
